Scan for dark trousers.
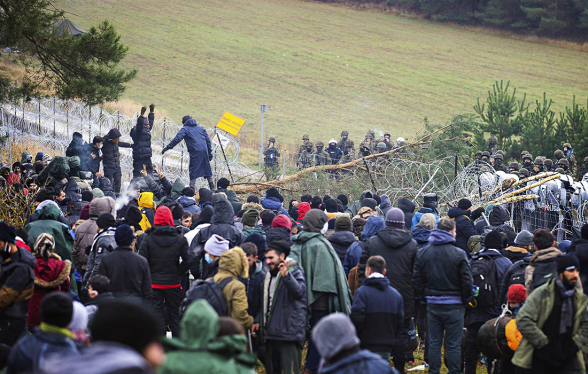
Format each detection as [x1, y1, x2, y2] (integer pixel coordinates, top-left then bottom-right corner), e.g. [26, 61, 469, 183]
[427, 304, 465, 374]
[416, 303, 428, 362]
[265, 340, 302, 374]
[104, 168, 122, 194]
[304, 309, 330, 372]
[464, 321, 485, 374]
[0, 317, 26, 346]
[133, 159, 153, 179]
[152, 287, 182, 337]
[528, 357, 581, 374]
[392, 317, 410, 373]
[92, 176, 100, 189]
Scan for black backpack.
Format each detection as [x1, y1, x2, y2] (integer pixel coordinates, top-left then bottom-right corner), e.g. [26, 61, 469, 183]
[179, 278, 234, 317]
[507, 260, 527, 287]
[471, 255, 499, 307]
[532, 261, 558, 290]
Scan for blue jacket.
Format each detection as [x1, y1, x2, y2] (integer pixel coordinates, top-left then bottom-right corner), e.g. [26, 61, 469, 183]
[165, 118, 212, 179]
[261, 197, 289, 217]
[351, 276, 404, 352]
[343, 216, 385, 275]
[320, 349, 397, 374]
[411, 227, 431, 249]
[447, 207, 476, 253]
[239, 261, 266, 322]
[7, 331, 79, 374]
[411, 207, 439, 230]
[179, 195, 199, 214]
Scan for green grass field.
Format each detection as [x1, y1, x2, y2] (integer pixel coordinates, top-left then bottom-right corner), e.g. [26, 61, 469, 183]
[57, 0, 588, 150]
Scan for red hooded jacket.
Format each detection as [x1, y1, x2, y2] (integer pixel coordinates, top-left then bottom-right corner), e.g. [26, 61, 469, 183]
[297, 202, 311, 222]
[154, 206, 174, 227]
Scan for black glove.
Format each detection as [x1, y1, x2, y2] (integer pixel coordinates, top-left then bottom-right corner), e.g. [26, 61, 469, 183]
[476, 206, 485, 214]
[162, 147, 169, 155]
[149, 104, 155, 113]
[141, 107, 147, 115]
[209, 154, 213, 161]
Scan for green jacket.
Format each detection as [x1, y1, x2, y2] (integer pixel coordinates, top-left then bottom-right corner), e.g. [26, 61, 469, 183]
[290, 230, 352, 317]
[513, 278, 588, 370]
[159, 300, 255, 374]
[170, 178, 185, 199]
[242, 226, 265, 238]
[21, 152, 32, 165]
[218, 189, 242, 214]
[37, 156, 80, 185]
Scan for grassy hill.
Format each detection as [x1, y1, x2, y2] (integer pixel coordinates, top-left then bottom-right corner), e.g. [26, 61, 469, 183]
[57, 0, 588, 150]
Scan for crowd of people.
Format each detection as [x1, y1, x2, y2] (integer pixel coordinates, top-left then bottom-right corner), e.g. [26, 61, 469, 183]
[1, 115, 588, 374]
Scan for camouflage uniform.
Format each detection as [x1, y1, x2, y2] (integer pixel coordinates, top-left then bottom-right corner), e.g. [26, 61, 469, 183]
[314, 141, 330, 166]
[297, 134, 310, 164]
[508, 162, 519, 173]
[493, 154, 508, 172]
[338, 131, 355, 163]
[264, 137, 280, 180]
[531, 157, 545, 176]
[358, 134, 375, 157]
[297, 141, 315, 170]
[521, 154, 534, 173]
[557, 158, 574, 178]
[563, 143, 576, 177]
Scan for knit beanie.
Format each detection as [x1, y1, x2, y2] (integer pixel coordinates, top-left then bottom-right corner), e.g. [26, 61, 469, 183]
[247, 195, 260, 204]
[42, 153, 52, 163]
[90, 300, 159, 354]
[96, 213, 116, 230]
[507, 284, 527, 303]
[0, 222, 17, 244]
[266, 240, 291, 258]
[204, 234, 230, 257]
[242, 209, 260, 227]
[303, 209, 329, 233]
[353, 218, 367, 236]
[82, 190, 93, 202]
[484, 230, 504, 250]
[301, 194, 312, 203]
[325, 199, 338, 213]
[328, 218, 336, 230]
[458, 198, 472, 210]
[271, 215, 292, 232]
[335, 216, 352, 232]
[266, 187, 281, 200]
[556, 254, 580, 273]
[181, 187, 195, 197]
[514, 230, 534, 246]
[79, 204, 90, 220]
[36, 188, 54, 203]
[244, 233, 267, 256]
[124, 206, 143, 227]
[337, 194, 349, 206]
[385, 208, 405, 228]
[41, 292, 73, 328]
[362, 198, 377, 211]
[558, 240, 572, 253]
[373, 194, 381, 206]
[115, 224, 134, 247]
[217, 178, 231, 190]
[312, 313, 360, 361]
[69, 301, 88, 332]
[170, 203, 184, 221]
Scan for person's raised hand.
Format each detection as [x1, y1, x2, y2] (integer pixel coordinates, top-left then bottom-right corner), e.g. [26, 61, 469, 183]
[149, 104, 155, 113]
[141, 107, 147, 116]
[278, 260, 289, 278]
[140, 164, 148, 177]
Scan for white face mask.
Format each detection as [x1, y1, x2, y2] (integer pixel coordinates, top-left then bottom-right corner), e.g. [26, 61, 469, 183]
[320, 221, 329, 235]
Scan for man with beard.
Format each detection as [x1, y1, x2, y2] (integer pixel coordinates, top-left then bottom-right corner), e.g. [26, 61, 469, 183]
[513, 254, 588, 373]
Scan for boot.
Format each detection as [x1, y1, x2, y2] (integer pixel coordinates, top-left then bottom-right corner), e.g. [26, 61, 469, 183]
[207, 176, 215, 190]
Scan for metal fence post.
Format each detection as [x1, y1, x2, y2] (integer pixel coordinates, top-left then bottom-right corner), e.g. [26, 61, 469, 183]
[53, 98, 56, 137]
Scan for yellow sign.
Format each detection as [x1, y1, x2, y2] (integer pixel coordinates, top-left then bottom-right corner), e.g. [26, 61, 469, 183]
[216, 112, 245, 136]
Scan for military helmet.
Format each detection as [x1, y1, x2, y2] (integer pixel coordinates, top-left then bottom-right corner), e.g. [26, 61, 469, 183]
[341, 131, 349, 137]
[496, 150, 504, 156]
[365, 133, 373, 140]
[268, 137, 276, 143]
[475, 150, 482, 156]
[584, 156, 588, 163]
[304, 141, 313, 147]
[347, 140, 355, 147]
[316, 141, 324, 147]
[482, 151, 490, 157]
[384, 132, 391, 137]
[555, 168, 565, 174]
[521, 151, 529, 156]
[523, 154, 533, 161]
[519, 168, 530, 177]
[302, 134, 309, 141]
[558, 158, 569, 166]
[544, 159, 553, 167]
[554, 149, 564, 159]
[367, 129, 375, 136]
[377, 142, 387, 150]
[494, 154, 503, 160]
[534, 157, 544, 165]
[509, 162, 519, 170]
[563, 143, 572, 149]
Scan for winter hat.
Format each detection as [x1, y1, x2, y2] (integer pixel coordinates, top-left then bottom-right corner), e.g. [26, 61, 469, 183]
[556, 254, 580, 273]
[204, 234, 230, 257]
[266, 240, 291, 258]
[96, 213, 116, 230]
[353, 218, 367, 236]
[385, 208, 405, 228]
[485, 230, 504, 250]
[337, 194, 348, 206]
[41, 292, 73, 328]
[260, 210, 276, 227]
[115, 224, 134, 247]
[247, 195, 260, 204]
[124, 206, 142, 227]
[170, 203, 184, 221]
[242, 209, 260, 227]
[82, 190, 93, 202]
[373, 194, 381, 206]
[42, 153, 52, 163]
[217, 178, 231, 190]
[458, 198, 472, 210]
[181, 187, 195, 197]
[79, 204, 90, 220]
[92, 188, 105, 199]
[312, 313, 360, 361]
[69, 301, 88, 332]
[507, 284, 527, 304]
[328, 218, 336, 230]
[558, 240, 572, 253]
[323, 195, 332, 204]
[35, 152, 44, 161]
[325, 199, 338, 213]
[303, 209, 329, 233]
[244, 233, 267, 256]
[34, 233, 55, 260]
[514, 230, 534, 247]
[362, 198, 377, 211]
[266, 187, 281, 200]
[0, 222, 17, 245]
[90, 300, 159, 353]
[182, 115, 192, 124]
[335, 216, 352, 232]
[271, 214, 292, 232]
[36, 188, 54, 203]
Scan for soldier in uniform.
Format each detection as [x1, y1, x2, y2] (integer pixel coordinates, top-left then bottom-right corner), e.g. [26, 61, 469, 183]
[297, 134, 310, 163]
[521, 154, 534, 172]
[297, 141, 314, 170]
[520, 151, 529, 163]
[578, 156, 588, 180]
[493, 153, 508, 172]
[532, 157, 545, 175]
[544, 158, 554, 172]
[554, 149, 564, 164]
[481, 151, 491, 164]
[474, 151, 483, 163]
[395, 137, 408, 158]
[557, 158, 573, 178]
[314, 141, 330, 166]
[563, 142, 576, 176]
[358, 134, 374, 157]
[263, 137, 280, 181]
[326, 139, 342, 165]
[382, 132, 393, 151]
[508, 162, 519, 173]
[337, 130, 350, 150]
[488, 136, 497, 153]
[338, 131, 355, 163]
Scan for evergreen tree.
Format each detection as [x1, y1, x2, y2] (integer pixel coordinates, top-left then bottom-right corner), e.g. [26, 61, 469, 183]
[519, 93, 557, 158]
[555, 96, 588, 159]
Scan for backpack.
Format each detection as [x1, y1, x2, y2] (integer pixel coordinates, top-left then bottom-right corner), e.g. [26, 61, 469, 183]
[179, 278, 234, 317]
[532, 261, 558, 290]
[507, 260, 527, 287]
[471, 255, 499, 307]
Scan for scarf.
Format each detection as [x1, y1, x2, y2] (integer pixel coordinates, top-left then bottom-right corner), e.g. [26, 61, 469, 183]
[556, 279, 575, 334]
[40, 322, 75, 339]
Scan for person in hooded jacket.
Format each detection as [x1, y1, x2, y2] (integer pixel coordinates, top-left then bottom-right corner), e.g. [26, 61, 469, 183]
[288, 199, 299, 220]
[186, 205, 213, 245]
[475, 204, 517, 244]
[98, 177, 116, 199]
[188, 199, 244, 280]
[138, 192, 156, 231]
[379, 194, 392, 217]
[396, 198, 415, 231]
[163, 115, 215, 190]
[178, 187, 199, 214]
[567, 223, 588, 295]
[261, 187, 289, 217]
[82, 215, 118, 297]
[447, 199, 477, 253]
[411, 213, 436, 249]
[131, 105, 154, 178]
[37, 156, 81, 189]
[139, 206, 189, 337]
[343, 216, 385, 276]
[102, 128, 132, 194]
[358, 208, 417, 372]
[266, 214, 293, 246]
[66, 132, 89, 171]
[328, 216, 356, 264]
[296, 202, 311, 224]
[411, 193, 440, 230]
[85, 136, 103, 188]
[501, 230, 532, 264]
[346, 190, 373, 218]
[216, 178, 242, 214]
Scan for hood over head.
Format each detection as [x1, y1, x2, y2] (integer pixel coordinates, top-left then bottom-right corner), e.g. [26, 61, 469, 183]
[397, 197, 416, 214]
[170, 178, 185, 196]
[138, 192, 155, 211]
[105, 128, 122, 141]
[489, 205, 510, 226]
[211, 199, 235, 224]
[198, 188, 212, 204]
[92, 188, 105, 199]
[39, 203, 62, 221]
[360, 216, 385, 242]
[192, 205, 214, 228]
[415, 213, 436, 230]
[380, 194, 392, 210]
[358, 190, 373, 204]
[89, 196, 115, 217]
[179, 299, 219, 348]
[218, 247, 249, 279]
[303, 209, 328, 233]
[297, 202, 311, 221]
[311, 313, 360, 361]
[428, 228, 456, 245]
[154, 206, 174, 227]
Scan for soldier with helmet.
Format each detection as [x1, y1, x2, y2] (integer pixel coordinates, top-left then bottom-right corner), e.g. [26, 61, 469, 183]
[532, 157, 545, 175]
[481, 151, 491, 164]
[578, 156, 588, 180]
[326, 139, 343, 165]
[297, 141, 315, 170]
[521, 154, 534, 172]
[544, 159, 554, 172]
[382, 132, 393, 151]
[338, 131, 355, 163]
[493, 153, 507, 172]
[297, 134, 310, 164]
[487, 136, 498, 153]
[359, 133, 374, 157]
[557, 158, 573, 177]
[314, 141, 330, 166]
[563, 142, 576, 176]
[508, 162, 519, 173]
[263, 137, 280, 180]
[475, 150, 483, 163]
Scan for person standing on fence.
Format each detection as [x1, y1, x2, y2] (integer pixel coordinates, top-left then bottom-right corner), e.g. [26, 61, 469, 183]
[102, 128, 132, 194]
[131, 105, 154, 179]
[162, 115, 215, 190]
[263, 137, 280, 181]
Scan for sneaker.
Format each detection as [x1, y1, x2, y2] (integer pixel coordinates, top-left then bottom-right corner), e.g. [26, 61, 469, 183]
[408, 361, 416, 367]
[423, 361, 429, 368]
